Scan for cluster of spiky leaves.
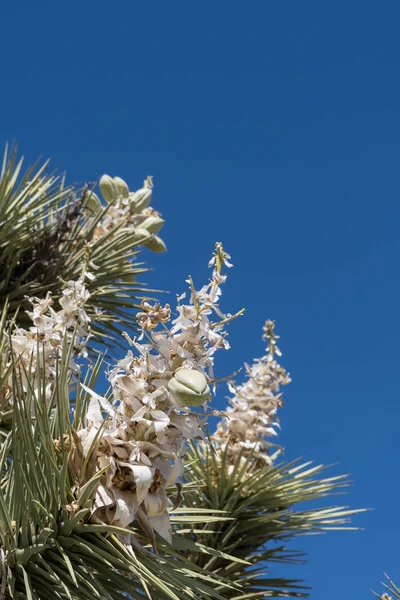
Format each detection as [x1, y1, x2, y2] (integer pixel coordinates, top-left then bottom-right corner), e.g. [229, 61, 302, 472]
[181, 441, 363, 598]
[373, 576, 400, 600]
[0, 144, 161, 351]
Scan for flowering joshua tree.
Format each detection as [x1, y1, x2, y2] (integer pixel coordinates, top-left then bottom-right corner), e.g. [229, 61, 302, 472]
[0, 144, 363, 599]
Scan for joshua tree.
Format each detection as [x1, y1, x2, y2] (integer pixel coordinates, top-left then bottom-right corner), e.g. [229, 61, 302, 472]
[0, 145, 361, 599]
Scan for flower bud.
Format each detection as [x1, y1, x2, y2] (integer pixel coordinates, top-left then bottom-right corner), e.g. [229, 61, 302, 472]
[143, 235, 167, 253]
[140, 216, 165, 235]
[113, 176, 130, 199]
[132, 228, 152, 245]
[168, 369, 210, 407]
[129, 188, 152, 213]
[84, 191, 102, 214]
[99, 175, 118, 204]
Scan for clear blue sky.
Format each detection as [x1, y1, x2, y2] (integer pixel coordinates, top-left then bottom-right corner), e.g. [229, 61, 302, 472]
[1, 2, 399, 597]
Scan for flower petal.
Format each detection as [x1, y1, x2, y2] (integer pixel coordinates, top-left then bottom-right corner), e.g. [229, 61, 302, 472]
[119, 463, 154, 505]
[149, 512, 172, 543]
[112, 488, 138, 527]
[81, 384, 115, 418]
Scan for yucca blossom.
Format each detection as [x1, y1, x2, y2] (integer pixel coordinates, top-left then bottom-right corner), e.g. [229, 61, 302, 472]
[212, 320, 291, 478]
[3, 278, 91, 405]
[77, 243, 241, 544]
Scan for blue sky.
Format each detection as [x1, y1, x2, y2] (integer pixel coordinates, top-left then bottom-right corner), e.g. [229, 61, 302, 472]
[1, 1, 400, 597]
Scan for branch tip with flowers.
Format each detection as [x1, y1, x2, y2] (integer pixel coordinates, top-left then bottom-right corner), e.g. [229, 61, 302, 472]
[74, 242, 244, 545]
[212, 317, 291, 481]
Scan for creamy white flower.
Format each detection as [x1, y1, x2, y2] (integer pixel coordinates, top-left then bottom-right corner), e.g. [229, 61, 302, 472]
[212, 320, 290, 478]
[77, 243, 240, 545]
[3, 279, 91, 407]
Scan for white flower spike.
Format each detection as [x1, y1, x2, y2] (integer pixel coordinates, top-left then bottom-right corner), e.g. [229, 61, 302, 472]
[75, 243, 243, 544]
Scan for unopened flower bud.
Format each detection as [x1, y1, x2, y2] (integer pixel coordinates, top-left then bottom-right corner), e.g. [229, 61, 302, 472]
[132, 228, 152, 245]
[99, 174, 118, 204]
[168, 369, 210, 407]
[140, 216, 165, 235]
[84, 191, 102, 214]
[144, 235, 167, 253]
[130, 188, 152, 213]
[113, 176, 130, 199]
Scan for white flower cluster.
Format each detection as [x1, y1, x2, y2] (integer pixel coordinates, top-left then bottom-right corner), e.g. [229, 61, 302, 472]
[77, 243, 236, 544]
[4, 279, 91, 405]
[212, 320, 291, 474]
[87, 175, 166, 254]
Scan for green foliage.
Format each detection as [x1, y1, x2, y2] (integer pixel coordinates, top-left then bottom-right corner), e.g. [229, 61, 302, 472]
[181, 441, 364, 598]
[374, 575, 400, 599]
